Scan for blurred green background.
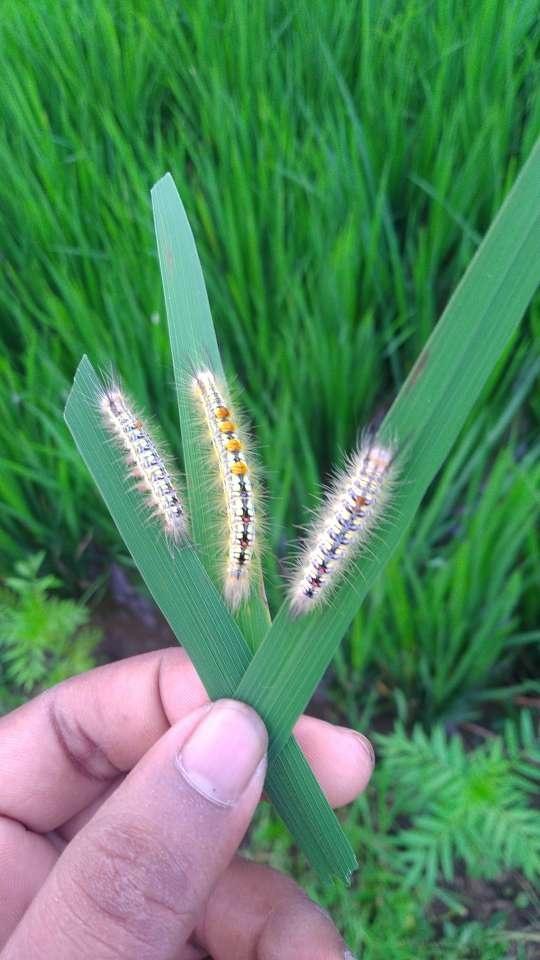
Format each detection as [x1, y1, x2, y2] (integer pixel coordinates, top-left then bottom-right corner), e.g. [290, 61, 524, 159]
[1, 1, 539, 956]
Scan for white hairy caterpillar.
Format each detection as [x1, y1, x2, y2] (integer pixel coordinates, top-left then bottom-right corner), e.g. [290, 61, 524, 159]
[192, 369, 257, 610]
[99, 382, 187, 543]
[289, 438, 395, 616]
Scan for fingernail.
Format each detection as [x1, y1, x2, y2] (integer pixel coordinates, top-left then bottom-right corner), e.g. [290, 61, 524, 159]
[177, 700, 267, 806]
[352, 731, 375, 767]
[344, 950, 359, 960]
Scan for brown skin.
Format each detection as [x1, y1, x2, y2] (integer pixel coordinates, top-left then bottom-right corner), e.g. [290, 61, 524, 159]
[0, 648, 372, 959]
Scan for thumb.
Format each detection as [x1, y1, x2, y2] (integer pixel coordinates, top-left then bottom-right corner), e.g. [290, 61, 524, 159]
[4, 700, 267, 960]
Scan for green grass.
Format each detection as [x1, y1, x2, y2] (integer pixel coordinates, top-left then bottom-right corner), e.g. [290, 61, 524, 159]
[1, 0, 538, 580]
[1, 0, 539, 953]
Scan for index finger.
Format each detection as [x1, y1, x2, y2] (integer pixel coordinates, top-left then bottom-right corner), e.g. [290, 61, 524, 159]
[0, 649, 373, 832]
[0, 648, 205, 831]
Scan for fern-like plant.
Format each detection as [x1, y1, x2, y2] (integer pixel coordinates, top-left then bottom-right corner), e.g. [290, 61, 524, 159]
[0, 552, 101, 713]
[377, 713, 540, 888]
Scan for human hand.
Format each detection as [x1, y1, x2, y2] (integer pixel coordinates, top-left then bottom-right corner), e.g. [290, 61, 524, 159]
[0, 648, 373, 958]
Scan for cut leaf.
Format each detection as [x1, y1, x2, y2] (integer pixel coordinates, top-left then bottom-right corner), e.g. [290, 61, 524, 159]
[151, 173, 270, 652]
[235, 138, 540, 759]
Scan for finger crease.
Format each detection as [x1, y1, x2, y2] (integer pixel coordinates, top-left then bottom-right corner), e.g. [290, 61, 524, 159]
[49, 701, 122, 783]
[155, 652, 174, 727]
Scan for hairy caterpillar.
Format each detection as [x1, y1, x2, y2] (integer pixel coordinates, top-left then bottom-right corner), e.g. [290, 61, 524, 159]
[192, 369, 257, 610]
[99, 382, 187, 543]
[289, 438, 395, 616]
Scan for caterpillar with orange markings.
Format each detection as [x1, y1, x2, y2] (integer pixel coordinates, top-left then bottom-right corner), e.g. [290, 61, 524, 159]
[191, 369, 257, 610]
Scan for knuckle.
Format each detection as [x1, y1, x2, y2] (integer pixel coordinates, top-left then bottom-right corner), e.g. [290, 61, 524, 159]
[48, 697, 121, 784]
[0, 815, 16, 848]
[60, 816, 195, 947]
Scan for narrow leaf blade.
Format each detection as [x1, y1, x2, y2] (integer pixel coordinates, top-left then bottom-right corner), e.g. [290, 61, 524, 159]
[236, 139, 540, 757]
[151, 173, 270, 650]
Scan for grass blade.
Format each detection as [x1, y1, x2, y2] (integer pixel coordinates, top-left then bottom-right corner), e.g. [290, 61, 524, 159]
[151, 173, 270, 652]
[64, 357, 252, 691]
[235, 138, 540, 759]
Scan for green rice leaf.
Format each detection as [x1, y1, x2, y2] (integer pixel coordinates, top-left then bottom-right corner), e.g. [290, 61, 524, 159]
[64, 356, 252, 692]
[151, 173, 270, 653]
[235, 137, 540, 759]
